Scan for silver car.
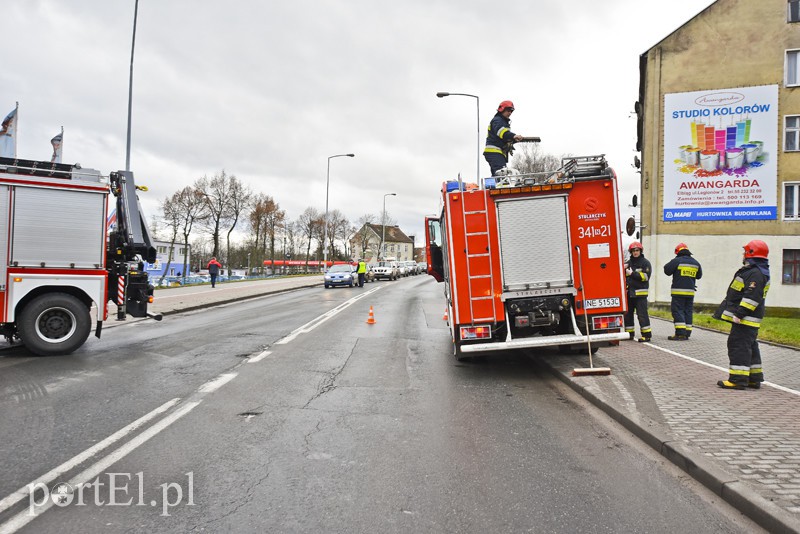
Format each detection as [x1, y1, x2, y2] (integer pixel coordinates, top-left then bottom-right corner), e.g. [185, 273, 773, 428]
[372, 261, 399, 280]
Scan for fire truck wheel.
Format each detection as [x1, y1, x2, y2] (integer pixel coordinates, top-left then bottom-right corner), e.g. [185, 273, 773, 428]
[18, 293, 91, 356]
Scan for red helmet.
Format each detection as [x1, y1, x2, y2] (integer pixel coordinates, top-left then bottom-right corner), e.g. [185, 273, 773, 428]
[674, 242, 688, 255]
[629, 241, 643, 252]
[497, 100, 515, 112]
[743, 239, 768, 259]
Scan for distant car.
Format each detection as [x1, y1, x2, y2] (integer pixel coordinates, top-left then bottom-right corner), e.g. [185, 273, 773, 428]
[397, 262, 408, 277]
[405, 261, 419, 275]
[372, 261, 399, 280]
[364, 266, 376, 283]
[324, 264, 356, 288]
[418, 262, 428, 273]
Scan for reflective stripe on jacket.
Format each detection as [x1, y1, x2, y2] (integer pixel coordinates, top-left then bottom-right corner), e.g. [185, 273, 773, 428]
[626, 254, 651, 297]
[484, 113, 516, 156]
[719, 262, 770, 328]
[663, 250, 702, 297]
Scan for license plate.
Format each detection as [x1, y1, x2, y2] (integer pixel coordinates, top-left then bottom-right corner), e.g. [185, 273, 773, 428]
[584, 297, 620, 309]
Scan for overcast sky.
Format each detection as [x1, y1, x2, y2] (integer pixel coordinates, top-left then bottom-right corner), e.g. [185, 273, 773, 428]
[3, 0, 716, 249]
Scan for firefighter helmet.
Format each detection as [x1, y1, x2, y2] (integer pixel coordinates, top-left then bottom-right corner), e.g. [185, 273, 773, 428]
[497, 100, 515, 112]
[629, 241, 643, 252]
[674, 242, 688, 255]
[743, 239, 769, 259]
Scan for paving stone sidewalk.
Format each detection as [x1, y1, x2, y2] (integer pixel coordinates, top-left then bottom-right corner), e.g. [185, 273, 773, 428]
[538, 317, 800, 533]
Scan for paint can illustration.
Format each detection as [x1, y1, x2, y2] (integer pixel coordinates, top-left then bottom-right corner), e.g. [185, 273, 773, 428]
[751, 140, 763, 156]
[700, 149, 719, 171]
[726, 147, 744, 169]
[684, 147, 700, 166]
[742, 144, 759, 164]
[679, 145, 692, 162]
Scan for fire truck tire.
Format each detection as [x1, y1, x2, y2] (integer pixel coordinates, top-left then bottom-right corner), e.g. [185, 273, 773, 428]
[18, 293, 92, 356]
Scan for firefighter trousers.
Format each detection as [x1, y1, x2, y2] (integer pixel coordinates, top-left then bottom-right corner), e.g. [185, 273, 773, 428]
[727, 323, 764, 386]
[624, 295, 651, 339]
[484, 152, 508, 176]
[670, 295, 694, 337]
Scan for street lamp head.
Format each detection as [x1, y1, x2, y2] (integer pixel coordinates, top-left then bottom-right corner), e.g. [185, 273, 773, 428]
[346, 153, 355, 157]
[436, 92, 450, 98]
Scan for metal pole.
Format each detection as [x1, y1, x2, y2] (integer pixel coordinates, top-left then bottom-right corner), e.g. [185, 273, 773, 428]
[436, 92, 481, 182]
[125, 0, 139, 172]
[381, 193, 396, 259]
[323, 153, 355, 271]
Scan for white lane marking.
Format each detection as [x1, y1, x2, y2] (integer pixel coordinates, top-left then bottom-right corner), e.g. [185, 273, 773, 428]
[197, 373, 237, 393]
[276, 286, 382, 345]
[647, 344, 800, 397]
[0, 401, 201, 534]
[0, 398, 180, 517]
[248, 350, 271, 363]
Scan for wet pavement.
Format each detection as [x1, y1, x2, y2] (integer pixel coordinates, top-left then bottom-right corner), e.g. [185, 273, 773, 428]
[120, 276, 800, 532]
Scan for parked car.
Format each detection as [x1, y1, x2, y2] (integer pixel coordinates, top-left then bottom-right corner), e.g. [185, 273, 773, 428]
[324, 264, 356, 288]
[372, 261, 399, 280]
[418, 262, 428, 273]
[364, 266, 376, 283]
[397, 262, 408, 277]
[405, 261, 419, 275]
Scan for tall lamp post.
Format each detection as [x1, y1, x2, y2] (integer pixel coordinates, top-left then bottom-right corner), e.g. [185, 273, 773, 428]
[436, 91, 480, 182]
[323, 153, 355, 271]
[125, 0, 140, 171]
[380, 193, 397, 260]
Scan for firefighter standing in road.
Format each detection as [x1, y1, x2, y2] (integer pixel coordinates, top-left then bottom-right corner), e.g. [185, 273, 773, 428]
[715, 240, 771, 390]
[207, 257, 222, 288]
[663, 243, 703, 340]
[624, 242, 652, 342]
[484, 100, 524, 176]
[356, 259, 367, 287]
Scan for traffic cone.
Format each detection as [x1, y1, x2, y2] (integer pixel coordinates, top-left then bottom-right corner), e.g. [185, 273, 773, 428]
[366, 306, 376, 324]
[442, 308, 448, 321]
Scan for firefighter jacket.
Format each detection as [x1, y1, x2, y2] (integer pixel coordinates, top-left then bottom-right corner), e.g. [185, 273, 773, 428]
[626, 254, 651, 298]
[484, 113, 516, 157]
[663, 249, 702, 297]
[716, 259, 770, 328]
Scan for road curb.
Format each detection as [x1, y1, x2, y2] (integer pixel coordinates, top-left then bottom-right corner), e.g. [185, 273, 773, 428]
[544, 363, 800, 533]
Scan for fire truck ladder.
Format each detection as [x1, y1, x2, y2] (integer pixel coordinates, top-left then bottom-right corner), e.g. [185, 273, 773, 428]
[461, 190, 497, 323]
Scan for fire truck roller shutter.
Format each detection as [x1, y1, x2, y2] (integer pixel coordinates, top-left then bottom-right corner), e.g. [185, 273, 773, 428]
[496, 196, 572, 291]
[17, 292, 92, 356]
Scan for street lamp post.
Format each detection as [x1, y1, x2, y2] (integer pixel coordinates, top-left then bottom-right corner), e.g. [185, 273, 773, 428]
[247, 252, 251, 278]
[323, 153, 355, 271]
[380, 193, 397, 260]
[125, 0, 140, 171]
[436, 91, 480, 182]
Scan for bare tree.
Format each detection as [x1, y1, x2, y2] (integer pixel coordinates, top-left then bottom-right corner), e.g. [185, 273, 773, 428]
[195, 170, 239, 260]
[223, 176, 252, 275]
[510, 143, 563, 174]
[171, 186, 206, 282]
[298, 207, 322, 273]
[353, 214, 376, 260]
[325, 208, 349, 261]
[158, 196, 182, 285]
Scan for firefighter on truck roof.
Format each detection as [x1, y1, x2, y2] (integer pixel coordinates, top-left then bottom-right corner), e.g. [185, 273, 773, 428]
[483, 100, 524, 176]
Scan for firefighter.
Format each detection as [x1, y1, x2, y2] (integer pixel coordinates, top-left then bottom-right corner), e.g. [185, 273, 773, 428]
[663, 242, 703, 340]
[715, 240, 771, 390]
[624, 241, 652, 342]
[483, 100, 524, 176]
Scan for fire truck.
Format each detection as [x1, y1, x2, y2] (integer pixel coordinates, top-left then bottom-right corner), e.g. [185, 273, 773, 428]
[1, 156, 160, 356]
[425, 155, 629, 359]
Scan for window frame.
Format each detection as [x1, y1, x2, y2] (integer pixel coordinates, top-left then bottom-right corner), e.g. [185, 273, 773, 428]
[790, 0, 800, 23]
[783, 248, 800, 284]
[785, 115, 800, 151]
[786, 49, 800, 87]
[783, 181, 800, 220]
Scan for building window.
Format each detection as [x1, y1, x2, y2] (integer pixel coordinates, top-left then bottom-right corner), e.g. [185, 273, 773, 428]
[785, 182, 800, 219]
[790, 0, 800, 22]
[785, 116, 800, 151]
[787, 50, 800, 86]
[179, 248, 185, 255]
[784, 249, 800, 284]
[157, 246, 167, 254]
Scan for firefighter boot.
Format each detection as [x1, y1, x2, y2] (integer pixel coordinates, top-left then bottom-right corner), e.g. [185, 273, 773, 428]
[637, 335, 651, 343]
[668, 334, 688, 341]
[747, 381, 762, 389]
[717, 380, 746, 390]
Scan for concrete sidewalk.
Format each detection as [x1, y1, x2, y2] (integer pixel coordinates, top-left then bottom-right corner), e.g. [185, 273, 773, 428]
[112, 279, 799, 531]
[539, 319, 800, 533]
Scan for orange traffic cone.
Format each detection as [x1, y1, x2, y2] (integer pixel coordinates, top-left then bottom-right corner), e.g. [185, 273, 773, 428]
[366, 306, 376, 325]
[442, 308, 449, 321]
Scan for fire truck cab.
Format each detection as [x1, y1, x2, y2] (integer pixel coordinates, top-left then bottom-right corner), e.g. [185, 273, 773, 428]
[426, 155, 629, 359]
[1, 157, 158, 356]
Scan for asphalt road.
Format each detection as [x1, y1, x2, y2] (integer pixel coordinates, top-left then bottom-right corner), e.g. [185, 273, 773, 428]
[0, 276, 761, 533]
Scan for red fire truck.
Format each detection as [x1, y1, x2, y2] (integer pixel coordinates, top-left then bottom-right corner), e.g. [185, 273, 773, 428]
[1, 157, 160, 356]
[425, 155, 629, 359]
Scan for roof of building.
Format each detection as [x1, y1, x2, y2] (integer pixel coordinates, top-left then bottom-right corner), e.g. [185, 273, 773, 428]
[365, 223, 414, 244]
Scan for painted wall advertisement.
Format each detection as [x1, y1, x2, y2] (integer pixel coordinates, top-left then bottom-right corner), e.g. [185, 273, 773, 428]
[663, 85, 778, 221]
